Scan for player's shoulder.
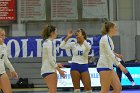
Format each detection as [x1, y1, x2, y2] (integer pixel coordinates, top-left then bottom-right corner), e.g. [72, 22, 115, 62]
[100, 35, 108, 42]
[0, 43, 7, 50]
[43, 39, 52, 47]
[101, 35, 108, 39]
[3, 43, 7, 48]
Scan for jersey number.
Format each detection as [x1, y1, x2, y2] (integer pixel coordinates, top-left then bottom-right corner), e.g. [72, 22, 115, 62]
[78, 51, 83, 56]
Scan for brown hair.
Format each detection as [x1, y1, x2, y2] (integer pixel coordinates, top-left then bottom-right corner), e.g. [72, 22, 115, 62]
[77, 28, 87, 40]
[101, 21, 115, 35]
[42, 25, 56, 40]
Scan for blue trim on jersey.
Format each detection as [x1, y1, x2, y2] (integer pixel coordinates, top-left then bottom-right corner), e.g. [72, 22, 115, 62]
[70, 63, 89, 73]
[52, 41, 54, 56]
[107, 35, 112, 50]
[97, 68, 111, 73]
[107, 35, 119, 62]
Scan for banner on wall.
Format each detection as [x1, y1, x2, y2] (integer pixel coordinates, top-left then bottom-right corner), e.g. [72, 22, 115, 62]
[18, 0, 46, 21]
[51, 0, 78, 20]
[0, 0, 16, 20]
[82, 0, 108, 18]
[4, 35, 101, 58]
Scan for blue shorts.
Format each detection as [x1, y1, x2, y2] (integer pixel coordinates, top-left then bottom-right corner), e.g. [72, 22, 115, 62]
[97, 68, 111, 73]
[70, 63, 89, 73]
[41, 72, 54, 78]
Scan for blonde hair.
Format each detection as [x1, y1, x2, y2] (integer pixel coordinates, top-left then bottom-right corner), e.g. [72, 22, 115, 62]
[0, 28, 5, 32]
[101, 21, 115, 35]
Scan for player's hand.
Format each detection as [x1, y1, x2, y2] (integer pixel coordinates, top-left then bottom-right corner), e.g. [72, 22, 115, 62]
[10, 71, 19, 79]
[114, 52, 123, 59]
[58, 70, 66, 78]
[67, 29, 73, 38]
[118, 54, 123, 59]
[57, 63, 64, 68]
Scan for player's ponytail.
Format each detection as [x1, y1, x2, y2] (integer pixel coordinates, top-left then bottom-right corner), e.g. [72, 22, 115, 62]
[42, 25, 56, 41]
[101, 21, 115, 35]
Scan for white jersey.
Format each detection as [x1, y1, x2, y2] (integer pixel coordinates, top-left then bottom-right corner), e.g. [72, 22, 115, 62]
[60, 40, 91, 64]
[41, 39, 58, 75]
[97, 35, 120, 69]
[0, 44, 15, 74]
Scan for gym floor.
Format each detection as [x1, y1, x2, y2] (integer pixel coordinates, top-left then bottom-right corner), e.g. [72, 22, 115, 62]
[1, 88, 139, 93]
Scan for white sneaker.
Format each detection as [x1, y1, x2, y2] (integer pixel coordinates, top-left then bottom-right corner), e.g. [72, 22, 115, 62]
[132, 81, 136, 86]
[85, 90, 92, 93]
[74, 89, 80, 93]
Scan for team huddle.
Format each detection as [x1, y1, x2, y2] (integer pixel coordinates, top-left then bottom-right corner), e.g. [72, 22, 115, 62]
[0, 21, 136, 93]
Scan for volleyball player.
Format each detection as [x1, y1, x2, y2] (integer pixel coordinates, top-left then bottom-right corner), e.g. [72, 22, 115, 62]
[41, 25, 65, 93]
[0, 28, 18, 93]
[97, 22, 127, 93]
[60, 29, 92, 93]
